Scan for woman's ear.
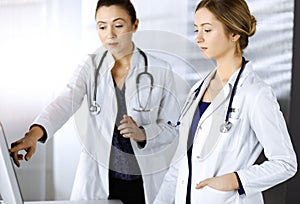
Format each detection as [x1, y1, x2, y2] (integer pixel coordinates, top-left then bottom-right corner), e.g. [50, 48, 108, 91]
[231, 33, 240, 42]
[133, 19, 139, 32]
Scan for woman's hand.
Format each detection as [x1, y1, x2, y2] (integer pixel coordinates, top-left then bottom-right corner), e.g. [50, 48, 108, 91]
[196, 173, 239, 191]
[9, 126, 43, 167]
[118, 115, 146, 142]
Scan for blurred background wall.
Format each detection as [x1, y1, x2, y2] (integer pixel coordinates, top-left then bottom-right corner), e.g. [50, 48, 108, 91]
[0, 0, 298, 203]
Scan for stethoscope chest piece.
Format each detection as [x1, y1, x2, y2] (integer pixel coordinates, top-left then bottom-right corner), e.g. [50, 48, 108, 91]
[220, 121, 232, 133]
[90, 101, 101, 115]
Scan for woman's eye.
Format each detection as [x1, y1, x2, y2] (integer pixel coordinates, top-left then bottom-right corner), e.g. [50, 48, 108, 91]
[204, 29, 211, 33]
[194, 29, 199, 33]
[98, 26, 105, 30]
[115, 24, 124, 28]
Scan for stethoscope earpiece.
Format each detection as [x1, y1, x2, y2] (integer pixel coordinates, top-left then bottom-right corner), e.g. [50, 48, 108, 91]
[167, 121, 181, 127]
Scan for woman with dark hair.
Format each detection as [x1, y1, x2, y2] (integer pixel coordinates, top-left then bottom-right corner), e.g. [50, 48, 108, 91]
[154, 0, 297, 203]
[10, 1, 180, 203]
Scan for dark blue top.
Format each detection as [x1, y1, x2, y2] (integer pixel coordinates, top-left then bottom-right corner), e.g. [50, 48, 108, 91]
[109, 83, 142, 181]
[186, 101, 210, 204]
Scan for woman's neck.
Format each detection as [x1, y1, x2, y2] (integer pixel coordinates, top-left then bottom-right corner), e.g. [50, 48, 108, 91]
[111, 51, 133, 90]
[112, 42, 134, 63]
[202, 55, 243, 103]
[215, 55, 243, 83]
[114, 53, 132, 69]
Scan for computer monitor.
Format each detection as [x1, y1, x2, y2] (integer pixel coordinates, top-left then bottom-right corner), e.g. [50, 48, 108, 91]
[0, 122, 23, 204]
[0, 122, 122, 204]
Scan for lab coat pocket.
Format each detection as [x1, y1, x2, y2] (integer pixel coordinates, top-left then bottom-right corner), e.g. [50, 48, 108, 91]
[193, 186, 238, 204]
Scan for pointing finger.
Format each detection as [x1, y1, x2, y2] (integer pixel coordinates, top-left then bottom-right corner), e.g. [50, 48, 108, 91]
[10, 152, 21, 167]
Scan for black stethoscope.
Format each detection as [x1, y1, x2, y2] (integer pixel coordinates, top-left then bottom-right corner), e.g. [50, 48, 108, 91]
[89, 48, 153, 115]
[168, 57, 248, 133]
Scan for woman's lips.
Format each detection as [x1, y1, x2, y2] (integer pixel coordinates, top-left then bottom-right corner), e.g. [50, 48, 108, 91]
[200, 47, 207, 52]
[107, 42, 118, 47]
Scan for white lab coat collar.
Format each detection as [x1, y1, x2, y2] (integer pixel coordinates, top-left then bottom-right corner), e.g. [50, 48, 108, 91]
[198, 69, 231, 126]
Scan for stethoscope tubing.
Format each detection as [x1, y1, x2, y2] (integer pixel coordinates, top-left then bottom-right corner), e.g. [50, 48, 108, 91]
[224, 57, 247, 122]
[90, 48, 152, 115]
[92, 50, 108, 104]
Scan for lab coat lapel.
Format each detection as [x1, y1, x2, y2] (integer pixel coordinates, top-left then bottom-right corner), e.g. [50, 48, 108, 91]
[191, 64, 249, 160]
[124, 46, 141, 111]
[198, 83, 231, 126]
[192, 79, 232, 160]
[181, 71, 213, 117]
[95, 51, 118, 132]
[179, 70, 216, 145]
[199, 63, 250, 125]
[188, 68, 230, 125]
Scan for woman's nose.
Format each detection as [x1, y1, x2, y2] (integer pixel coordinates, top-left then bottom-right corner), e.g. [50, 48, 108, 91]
[195, 32, 204, 43]
[107, 27, 116, 39]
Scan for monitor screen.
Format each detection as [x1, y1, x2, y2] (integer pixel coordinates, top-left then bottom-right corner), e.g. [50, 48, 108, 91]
[0, 122, 23, 204]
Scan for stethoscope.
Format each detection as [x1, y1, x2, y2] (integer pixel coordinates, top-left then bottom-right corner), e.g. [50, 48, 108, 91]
[89, 48, 153, 115]
[168, 57, 248, 133]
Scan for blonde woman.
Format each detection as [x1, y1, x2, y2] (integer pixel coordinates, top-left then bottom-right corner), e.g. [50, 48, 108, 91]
[154, 0, 297, 203]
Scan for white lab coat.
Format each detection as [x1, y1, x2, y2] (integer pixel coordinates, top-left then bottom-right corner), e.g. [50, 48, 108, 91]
[33, 46, 181, 204]
[154, 62, 297, 204]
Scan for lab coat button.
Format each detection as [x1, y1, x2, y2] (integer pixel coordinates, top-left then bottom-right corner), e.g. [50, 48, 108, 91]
[196, 156, 200, 159]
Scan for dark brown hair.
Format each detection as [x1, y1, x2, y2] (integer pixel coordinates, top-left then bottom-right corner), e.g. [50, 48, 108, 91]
[95, 0, 137, 24]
